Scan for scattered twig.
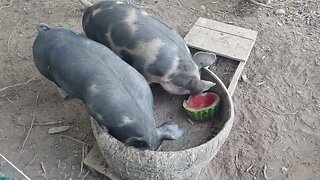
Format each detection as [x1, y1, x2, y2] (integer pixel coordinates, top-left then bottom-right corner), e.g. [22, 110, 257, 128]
[79, 144, 85, 175]
[19, 112, 36, 150]
[235, 152, 239, 162]
[40, 162, 47, 174]
[48, 126, 72, 134]
[247, 0, 272, 8]
[178, 0, 198, 12]
[0, 0, 12, 9]
[274, 136, 282, 143]
[19, 92, 40, 151]
[263, 165, 273, 180]
[156, 144, 163, 151]
[283, 111, 298, 115]
[57, 159, 61, 168]
[60, 135, 89, 146]
[300, 119, 315, 129]
[245, 163, 253, 172]
[26, 145, 36, 167]
[261, 105, 298, 116]
[81, 170, 90, 180]
[303, 75, 308, 86]
[7, 17, 23, 53]
[234, 152, 241, 170]
[5, 97, 13, 103]
[187, 118, 194, 125]
[0, 153, 31, 180]
[292, 31, 297, 41]
[26, 154, 36, 167]
[261, 105, 281, 115]
[33, 121, 62, 126]
[47, 168, 54, 179]
[139, 0, 144, 9]
[211, 10, 226, 14]
[68, 8, 77, 15]
[0, 76, 38, 93]
[226, 21, 235, 25]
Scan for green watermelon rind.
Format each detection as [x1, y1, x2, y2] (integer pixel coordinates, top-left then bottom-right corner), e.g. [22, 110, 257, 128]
[183, 92, 220, 121]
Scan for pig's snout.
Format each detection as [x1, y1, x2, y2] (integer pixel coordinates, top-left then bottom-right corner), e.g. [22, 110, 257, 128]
[189, 80, 216, 96]
[124, 136, 151, 150]
[160, 78, 216, 95]
[125, 121, 184, 151]
[152, 121, 185, 150]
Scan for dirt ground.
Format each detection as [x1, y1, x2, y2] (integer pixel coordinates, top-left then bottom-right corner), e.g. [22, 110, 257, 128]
[0, 0, 319, 179]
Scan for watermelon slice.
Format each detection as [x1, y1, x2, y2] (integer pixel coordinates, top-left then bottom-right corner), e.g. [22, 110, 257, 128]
[183, 92, 220, 121]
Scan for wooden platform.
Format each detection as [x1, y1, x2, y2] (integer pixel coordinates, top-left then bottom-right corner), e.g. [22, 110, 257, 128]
[84, 17, 257, 179]
[184, 17, 257, 95]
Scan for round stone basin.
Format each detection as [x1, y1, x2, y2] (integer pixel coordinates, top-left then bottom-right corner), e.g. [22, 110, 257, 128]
[90, 68, 234, 179]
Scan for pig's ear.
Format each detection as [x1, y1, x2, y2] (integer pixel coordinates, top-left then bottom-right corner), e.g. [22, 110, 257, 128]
[193, 52, 217, 69]
[124, 137, 149, 149]
[157, 121, 185, 141]
[198, 80, 216, 94]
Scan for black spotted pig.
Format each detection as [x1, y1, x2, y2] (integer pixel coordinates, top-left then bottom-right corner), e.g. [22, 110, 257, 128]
[79, 0, 216, 95]
[32, 23, 184, 150]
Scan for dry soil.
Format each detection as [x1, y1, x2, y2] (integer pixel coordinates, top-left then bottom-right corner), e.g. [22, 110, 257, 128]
[0, 0, 319, 179]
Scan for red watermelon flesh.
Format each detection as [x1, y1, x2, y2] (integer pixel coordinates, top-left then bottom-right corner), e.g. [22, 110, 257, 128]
[187, 93, 217, 109]
[183, 92, 220, 121]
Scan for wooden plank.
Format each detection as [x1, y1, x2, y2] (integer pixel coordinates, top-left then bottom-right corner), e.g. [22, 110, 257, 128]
[83, 144, 121, 180]
[196, 17, 258, 41]
[184, 17, 257, 95]
[185, 25, 255, 62]
[228, 61, 246, 96]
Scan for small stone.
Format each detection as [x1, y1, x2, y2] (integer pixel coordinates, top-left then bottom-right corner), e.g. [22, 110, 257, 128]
[256, 82, 265, 86]
[281, 167, 288, 173]
[241, 74, 250, 83]
[48, 126, 72, 134]
[264, 0, 271, 4]
[200, 5, 206, 10]
[277, 22, 283, 27]
[275, 9, 286, 15]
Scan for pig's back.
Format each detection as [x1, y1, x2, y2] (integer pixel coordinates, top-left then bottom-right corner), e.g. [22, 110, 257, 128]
[36, 29, 152, 111]
[84, 1, 189, 54]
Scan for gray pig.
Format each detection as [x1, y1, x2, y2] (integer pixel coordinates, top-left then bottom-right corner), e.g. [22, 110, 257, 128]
[32, 23, 184, 150]
[79, 0, 216, 95]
